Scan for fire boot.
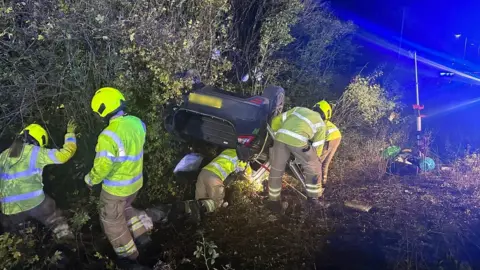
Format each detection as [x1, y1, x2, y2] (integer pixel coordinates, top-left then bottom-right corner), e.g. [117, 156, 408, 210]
[265, 200, 287, 214]
[305, 197, 329, 214]
[168, 200, 206, 224]
[145, 204, 171, 224]
[185, 200, 206, 224]
[134, 233, 152, 252]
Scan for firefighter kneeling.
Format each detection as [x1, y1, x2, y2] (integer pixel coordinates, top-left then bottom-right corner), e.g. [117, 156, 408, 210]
[0, 122, 77, 240]
[181, 149, 252, 222]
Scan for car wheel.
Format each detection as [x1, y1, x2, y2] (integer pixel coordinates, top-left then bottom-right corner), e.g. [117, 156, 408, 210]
[164, 114, 174, 133]
[262, 86, 285, 119]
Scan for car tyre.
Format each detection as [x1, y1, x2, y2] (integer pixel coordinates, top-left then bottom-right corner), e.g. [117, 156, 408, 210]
[262, 86, 285, 119]
[164, 114, 174, 133]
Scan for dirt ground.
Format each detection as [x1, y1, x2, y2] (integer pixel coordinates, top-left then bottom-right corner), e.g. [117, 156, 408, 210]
[18, 172, 480, 270]
[141, 173, 480, 270]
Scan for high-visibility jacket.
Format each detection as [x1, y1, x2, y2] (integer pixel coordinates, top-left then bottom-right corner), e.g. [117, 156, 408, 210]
[85, 115, 146, 197]
[0, 133, 77, 215]
[325, 121, 341, 141]
[203, 149, 252, 181]
[270, 107, 326, 156]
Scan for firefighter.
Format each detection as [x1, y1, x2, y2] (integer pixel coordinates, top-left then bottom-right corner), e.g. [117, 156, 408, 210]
[313, 101, 341, 185]
[85, 87, 152, 269]
[0, 121, 77, 241]
[268, 106, 327, 212]
[188, 149, 251, 218]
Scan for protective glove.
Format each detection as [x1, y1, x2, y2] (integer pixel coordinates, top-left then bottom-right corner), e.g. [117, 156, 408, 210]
[138, 212, 154, 231]
[238, 171, 252, 182]
[84, 175, 93, 189]
[66, 120, 77, 134]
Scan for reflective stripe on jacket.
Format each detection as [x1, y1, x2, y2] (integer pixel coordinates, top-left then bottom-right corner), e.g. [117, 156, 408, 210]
[85, 115, 146, 197]
[325, 121, 341, 141]
[202, 149, 251, 181]
[0, 133, 77, 215]
[271, 107, 327, 156]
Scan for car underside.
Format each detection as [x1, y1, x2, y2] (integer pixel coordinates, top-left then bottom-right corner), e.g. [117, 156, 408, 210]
[164, 84, 285, 161]
[164, 81, 306, 186]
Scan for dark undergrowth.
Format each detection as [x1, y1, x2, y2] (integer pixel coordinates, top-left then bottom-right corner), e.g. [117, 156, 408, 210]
[3, 172, 480, 270]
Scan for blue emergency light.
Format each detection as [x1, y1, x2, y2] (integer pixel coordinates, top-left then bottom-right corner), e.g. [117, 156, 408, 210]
[440, 72, 454, 76]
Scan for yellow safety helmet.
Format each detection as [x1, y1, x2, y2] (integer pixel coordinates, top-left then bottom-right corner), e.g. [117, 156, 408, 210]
[314, 100, 332, 120]
[20, 124, 48, 147]
[91, 87, 126, 118]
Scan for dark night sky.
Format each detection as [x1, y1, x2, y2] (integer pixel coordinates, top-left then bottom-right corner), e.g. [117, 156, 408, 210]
[328, 0, 480, 153]
[329, 0, 480, 55]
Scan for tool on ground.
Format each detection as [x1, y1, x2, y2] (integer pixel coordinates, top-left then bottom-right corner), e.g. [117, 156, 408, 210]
[344, 200, 373, 212]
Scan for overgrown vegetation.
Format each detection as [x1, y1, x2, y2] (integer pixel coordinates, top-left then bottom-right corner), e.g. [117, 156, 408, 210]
[1, 0, 480, 269]
[329, 71, 403, 182]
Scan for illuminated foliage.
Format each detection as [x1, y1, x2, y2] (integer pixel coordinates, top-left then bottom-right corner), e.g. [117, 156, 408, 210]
[334, 72, 398, 129]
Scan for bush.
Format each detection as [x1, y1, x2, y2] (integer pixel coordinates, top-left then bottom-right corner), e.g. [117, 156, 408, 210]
[0, 0, 358, 203]
[334, 72, 397, 129]
[332, 133, 389, 182]
[0, 227, 64, 269]
[277, 1, 357, 107]
[0, 0, 241, 204]
[0, 0, 374, 268]
[328, 72, 403, 182]
[443, 153, 480, 191]
[0, 232, 37, 269]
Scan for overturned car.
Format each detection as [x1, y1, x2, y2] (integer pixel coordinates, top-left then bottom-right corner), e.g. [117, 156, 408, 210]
[163, 81, 314, 187]
[164, 84, 285, 162]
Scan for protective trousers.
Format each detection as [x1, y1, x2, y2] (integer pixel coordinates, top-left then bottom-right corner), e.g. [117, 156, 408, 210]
[0, 195, 73, 240]
[195, 169, 225, 213]
[319, 137, 341, 184]
[268, 140, 323, 201]
[99, 190, 150, 260]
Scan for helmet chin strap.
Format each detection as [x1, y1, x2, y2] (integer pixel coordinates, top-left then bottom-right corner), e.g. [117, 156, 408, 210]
[111, 110, 125, 120]
[20, 131, 39, 146]
[23, 135, 39, 146]
[312, 105, 326, 120]
[104, 110, 125, 124]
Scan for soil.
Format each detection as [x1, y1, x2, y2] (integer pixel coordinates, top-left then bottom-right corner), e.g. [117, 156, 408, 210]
[145, 174, 480, 270]
[12, 173, 480, 270]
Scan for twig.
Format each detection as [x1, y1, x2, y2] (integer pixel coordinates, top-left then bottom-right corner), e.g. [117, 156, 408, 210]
[201, 234, 211, 270]
[283, 179, 307, 200]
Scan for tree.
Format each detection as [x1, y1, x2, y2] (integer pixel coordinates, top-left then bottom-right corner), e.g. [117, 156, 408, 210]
[0, 0, 358, 203]
[278, 1, 357, 107]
